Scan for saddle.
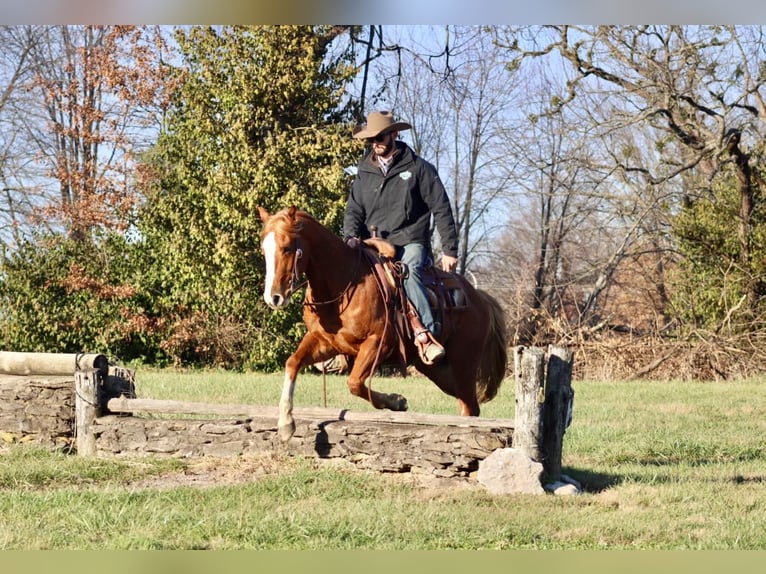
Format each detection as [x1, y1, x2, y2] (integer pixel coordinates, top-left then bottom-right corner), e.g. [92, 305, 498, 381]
[360, 238, 468, 368]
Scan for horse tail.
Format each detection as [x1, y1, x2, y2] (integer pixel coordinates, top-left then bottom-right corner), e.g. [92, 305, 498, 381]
[475, 289, 508, 404]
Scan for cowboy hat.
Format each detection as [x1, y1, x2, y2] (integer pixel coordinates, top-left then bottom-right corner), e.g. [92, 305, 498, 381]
[352, 110, 412, 139]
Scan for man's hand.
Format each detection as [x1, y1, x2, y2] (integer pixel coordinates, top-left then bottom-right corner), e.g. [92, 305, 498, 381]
[441, 255, 458, 272]
[345, 236, 360, 249]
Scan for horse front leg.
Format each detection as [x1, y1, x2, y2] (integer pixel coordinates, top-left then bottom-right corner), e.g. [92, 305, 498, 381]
[277, 369, 297, 443]
[278, 332, 335, 442]
[346, 337, 408, 412]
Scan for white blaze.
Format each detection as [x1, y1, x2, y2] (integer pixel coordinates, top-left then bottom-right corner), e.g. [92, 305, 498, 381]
[262, 231, 277, 305]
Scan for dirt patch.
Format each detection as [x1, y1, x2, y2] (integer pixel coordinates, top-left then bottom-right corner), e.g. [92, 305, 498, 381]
[125, 453, 286, 490]
[125, 453, 481, 494]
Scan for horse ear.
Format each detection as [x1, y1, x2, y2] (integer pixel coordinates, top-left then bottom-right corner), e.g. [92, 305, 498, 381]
[287, 206, 298, 220]
[257, 206, 270, 223]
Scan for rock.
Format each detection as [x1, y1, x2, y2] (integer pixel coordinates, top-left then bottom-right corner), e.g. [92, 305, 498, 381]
[477, 447, 545, 495]
[544, 474, 582, 495]
[561, 474, 582, 490]
[544, 481, 579, 495]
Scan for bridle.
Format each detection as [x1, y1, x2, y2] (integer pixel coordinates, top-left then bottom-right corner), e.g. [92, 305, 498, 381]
[285, 239, 306, 296]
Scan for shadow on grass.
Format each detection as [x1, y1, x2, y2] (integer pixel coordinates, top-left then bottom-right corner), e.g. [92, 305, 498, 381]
[562, 454, 766, 493]
[559, 466, 622, 493]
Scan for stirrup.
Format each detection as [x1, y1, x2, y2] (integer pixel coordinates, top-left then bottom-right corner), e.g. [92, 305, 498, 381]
[415, 329, 445, 365]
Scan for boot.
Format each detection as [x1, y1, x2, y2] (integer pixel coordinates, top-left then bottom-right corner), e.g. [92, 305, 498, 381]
[415, 329, 445, 365]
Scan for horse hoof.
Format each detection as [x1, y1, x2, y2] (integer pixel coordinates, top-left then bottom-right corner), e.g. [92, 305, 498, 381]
[392, 394, 408, 411]
[278, 421, 296, 442]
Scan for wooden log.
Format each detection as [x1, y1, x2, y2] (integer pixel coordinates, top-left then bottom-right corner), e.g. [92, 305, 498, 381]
[105, 397, 514, 430]
[0, 351, 108, 377]
[513, 346, 546, 462]
[542, 345, 575, 478]
[75, 370, 101, 456]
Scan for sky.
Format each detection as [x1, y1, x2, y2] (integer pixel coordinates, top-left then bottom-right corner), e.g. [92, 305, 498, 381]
[0, 0, 763, 25]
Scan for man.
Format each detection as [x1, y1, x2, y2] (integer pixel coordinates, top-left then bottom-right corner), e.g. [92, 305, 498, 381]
[343, 110, 459, 365]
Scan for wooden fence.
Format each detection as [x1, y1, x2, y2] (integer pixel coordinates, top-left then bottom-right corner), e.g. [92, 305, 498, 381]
[0, 346, 574, 480]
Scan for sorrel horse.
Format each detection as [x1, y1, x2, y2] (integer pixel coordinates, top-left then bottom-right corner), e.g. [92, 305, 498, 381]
[258, 206, 507, 442]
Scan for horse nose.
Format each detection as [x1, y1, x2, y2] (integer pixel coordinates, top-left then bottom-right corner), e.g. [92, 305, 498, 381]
[269, 293, 285, 308]
[264, 283, 289, 309]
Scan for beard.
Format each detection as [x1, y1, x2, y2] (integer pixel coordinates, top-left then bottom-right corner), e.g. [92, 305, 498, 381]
[374, 138, 396, 158]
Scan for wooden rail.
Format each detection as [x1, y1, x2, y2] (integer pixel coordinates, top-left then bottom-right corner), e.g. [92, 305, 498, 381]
[104, 396, 515, 429]
[0, 351, 108, 377]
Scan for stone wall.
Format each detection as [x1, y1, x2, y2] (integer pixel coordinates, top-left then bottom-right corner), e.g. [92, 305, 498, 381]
[1, 373, 513, 477]
[0, 366, 135, 450]
[0, 375, 75, 448]
[93, 413, 513, 477]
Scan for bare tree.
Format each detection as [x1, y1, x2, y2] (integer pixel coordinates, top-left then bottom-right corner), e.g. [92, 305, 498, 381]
[481, 33, 681, 343]
[501, 25, 766, 313]
[2, 25, 173, 243]
[0, 26, 45, 248]
[375, 26, 520, 275]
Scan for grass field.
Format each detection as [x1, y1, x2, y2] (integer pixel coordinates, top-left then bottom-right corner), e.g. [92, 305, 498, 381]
[2, 368, 766, 549]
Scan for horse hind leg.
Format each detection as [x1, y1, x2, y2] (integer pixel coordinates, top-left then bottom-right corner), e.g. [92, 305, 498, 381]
[456, 392, 480, 416]
[417, 361, 478, 416]
[346, 370, 408, 411]
[346, 339, 408, 411]
[451, 354, 482, 416]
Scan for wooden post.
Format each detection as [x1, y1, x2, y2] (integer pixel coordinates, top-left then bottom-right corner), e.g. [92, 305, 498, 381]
[542, 345, 575, 479]
[75, 369, 101, 456]
[514, 345, 575, 480]
[0, 351, 108, 377]
[514, 346, 546, 462]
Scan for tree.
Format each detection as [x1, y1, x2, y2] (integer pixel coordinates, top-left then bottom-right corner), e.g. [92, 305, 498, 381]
[0, 26, 175, 358]
[139, 25, 360, 368]
[0, 26, 42, 250]
[501, 26, 766, 328]
[10, 26, 171, 240]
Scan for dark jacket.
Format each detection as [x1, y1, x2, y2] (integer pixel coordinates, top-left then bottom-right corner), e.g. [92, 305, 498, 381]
[342, 141, 459, 257]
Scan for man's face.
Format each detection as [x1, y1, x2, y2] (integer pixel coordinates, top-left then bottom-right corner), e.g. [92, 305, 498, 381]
[367, 131, 397, 157]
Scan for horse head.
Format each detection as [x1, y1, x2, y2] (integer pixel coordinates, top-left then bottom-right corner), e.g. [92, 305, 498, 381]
[258, 206, 307, 309]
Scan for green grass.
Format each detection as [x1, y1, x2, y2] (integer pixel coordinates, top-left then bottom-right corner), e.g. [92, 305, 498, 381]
[3, 369, 766, 549]
[134, 367, 515, 418]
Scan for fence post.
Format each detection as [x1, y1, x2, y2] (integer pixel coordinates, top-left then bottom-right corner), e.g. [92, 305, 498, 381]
[514, 345, 575, 481]
[542, 345, 575, 479]
[514, 346, 546, 462]
[75, 369, 101, 456]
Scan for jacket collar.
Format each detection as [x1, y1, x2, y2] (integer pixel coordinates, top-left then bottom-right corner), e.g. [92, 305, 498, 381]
[362, 141, 413, 175]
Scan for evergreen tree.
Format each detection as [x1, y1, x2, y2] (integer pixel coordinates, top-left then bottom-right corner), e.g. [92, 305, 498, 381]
[671, 166, 766, 332]
[139, 25, 359, 369]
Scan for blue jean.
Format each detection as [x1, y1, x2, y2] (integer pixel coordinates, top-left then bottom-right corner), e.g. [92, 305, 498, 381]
[397, 243, 436, 333]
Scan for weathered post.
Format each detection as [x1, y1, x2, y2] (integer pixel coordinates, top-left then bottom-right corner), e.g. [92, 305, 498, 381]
[75, 369, 101, 456]
[514, 346, 546, 462]
[542, 345, 575, 479]
[513, 345, 575, 480]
